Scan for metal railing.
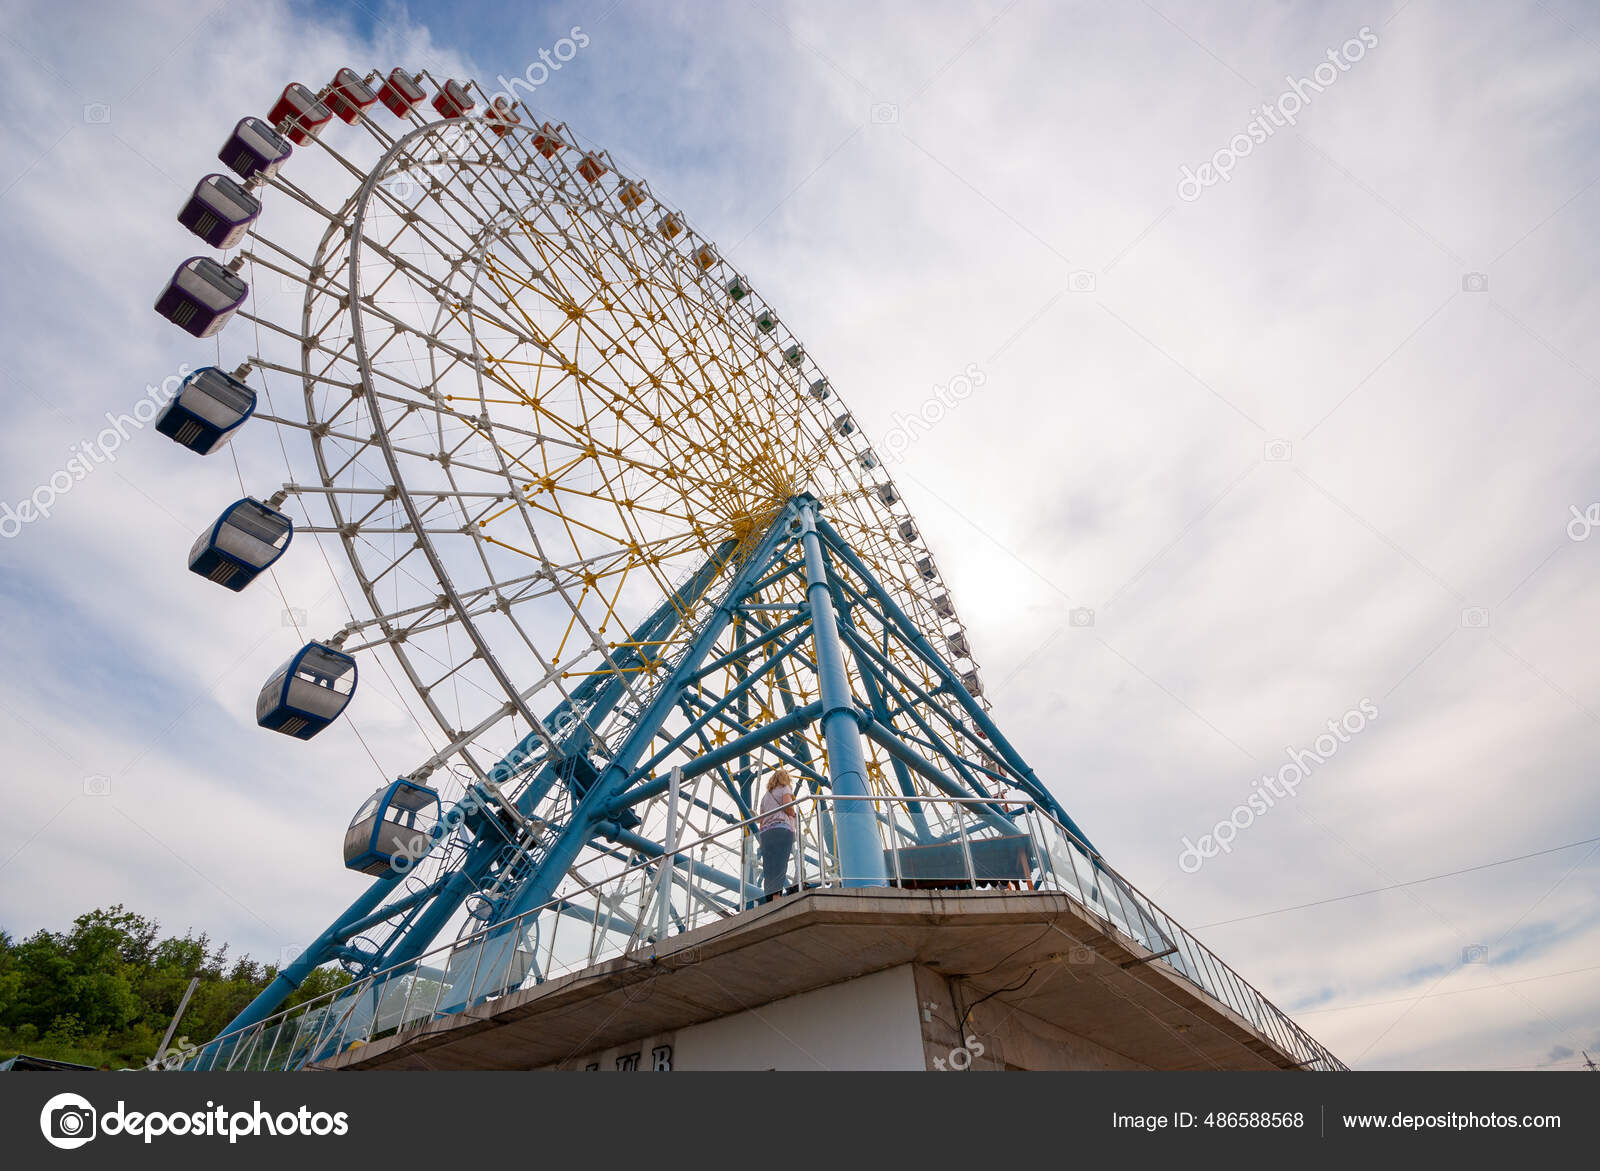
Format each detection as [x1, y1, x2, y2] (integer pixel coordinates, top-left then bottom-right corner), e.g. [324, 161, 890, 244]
[184, 793, 1345, 1071]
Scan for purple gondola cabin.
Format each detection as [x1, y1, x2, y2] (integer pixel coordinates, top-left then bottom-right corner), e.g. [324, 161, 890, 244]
[177, 174, 261, 249]
[218, 116, 291, 182]
[154, 257, 247, 339]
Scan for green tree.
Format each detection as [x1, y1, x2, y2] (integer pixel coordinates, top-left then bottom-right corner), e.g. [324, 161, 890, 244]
[0, 906, 350, 1068]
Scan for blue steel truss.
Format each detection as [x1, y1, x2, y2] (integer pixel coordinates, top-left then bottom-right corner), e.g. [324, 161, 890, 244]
[220, 494, 1097, 1037]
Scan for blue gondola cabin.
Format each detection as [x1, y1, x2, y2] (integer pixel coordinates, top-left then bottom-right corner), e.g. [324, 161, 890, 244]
[188, 497, 292, 591]
[154, 257, 247, 338]
[178, 174, 261, 249]
[257, 642, 358, 740]
[219, 116, 291, 182]
[156, 366, 256, 455]
[343, 780, 441, 876]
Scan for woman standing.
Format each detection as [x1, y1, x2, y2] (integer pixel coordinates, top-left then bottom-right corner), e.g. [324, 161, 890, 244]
[758, 768, 798, 901]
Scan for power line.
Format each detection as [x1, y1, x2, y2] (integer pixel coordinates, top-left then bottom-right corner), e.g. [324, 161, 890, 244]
[1197, 836, 1600, 929]
[1295, 961, 1600, 1016]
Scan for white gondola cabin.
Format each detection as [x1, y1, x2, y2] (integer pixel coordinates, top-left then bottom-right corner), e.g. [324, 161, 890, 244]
[783, 344, 804, 368]
[876, 484, 900, 506]
[257, 642, 358, 740]
[917, 556, 936, 581]
[177, 174, 261, 249]
[188, 497, 292, 591]
[156, 366, 256, 455]
[897, 519, 919, 543]
[344, 779, 441, 876]
[834, 413, 856, 437]
[219, 116, 291, 182]
[810, 379, 830, 400]
[154, 257, 247, 338]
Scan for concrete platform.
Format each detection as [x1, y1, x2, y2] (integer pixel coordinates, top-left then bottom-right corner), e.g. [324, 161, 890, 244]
[319, 888, 1317, 1071]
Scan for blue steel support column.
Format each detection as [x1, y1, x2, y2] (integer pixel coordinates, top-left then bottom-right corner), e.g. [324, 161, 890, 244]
[214, 539, 741, 1039]
[796, 499, 887, 886]
[814, 514, 1097, 854]
[218, 872, 402, 1038]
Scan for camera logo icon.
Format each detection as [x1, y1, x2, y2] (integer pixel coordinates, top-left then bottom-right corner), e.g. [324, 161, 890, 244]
[1460, 607, 1490, 629]
[82, 103, 110, 124]
[1461, 272, 1489, 293]
[83, 774, 111, 796]
[40, 1092, 97, 1150]
[1068, 270, 1097, 293]
[1069, 606, 1095, 628]
[1462, 943, 1488, 964]
[1263, 439, 1293, 462]
[869, 102, 899, 124]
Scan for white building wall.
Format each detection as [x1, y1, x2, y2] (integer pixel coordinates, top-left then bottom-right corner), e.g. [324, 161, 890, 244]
[552, 964, 926, 1071]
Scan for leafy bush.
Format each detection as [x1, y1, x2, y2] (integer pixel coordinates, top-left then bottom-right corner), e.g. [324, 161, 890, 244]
[0, 906, 347, 1069]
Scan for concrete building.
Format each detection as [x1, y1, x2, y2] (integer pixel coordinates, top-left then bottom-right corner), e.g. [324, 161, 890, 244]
[321, 888, 1331, 1071]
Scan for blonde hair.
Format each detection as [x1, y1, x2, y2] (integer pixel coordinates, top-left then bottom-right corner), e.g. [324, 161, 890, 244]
[766, 767, 791, 792]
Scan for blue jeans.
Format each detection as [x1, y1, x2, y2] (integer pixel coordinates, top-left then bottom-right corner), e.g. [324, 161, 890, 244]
[759, 825, 795, 898]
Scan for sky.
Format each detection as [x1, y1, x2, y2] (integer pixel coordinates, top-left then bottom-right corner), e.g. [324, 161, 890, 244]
[0, 0, 1597, 1071]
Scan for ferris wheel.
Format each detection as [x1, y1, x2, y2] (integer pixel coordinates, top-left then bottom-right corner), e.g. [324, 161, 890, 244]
[151, 66, 1087, 1038]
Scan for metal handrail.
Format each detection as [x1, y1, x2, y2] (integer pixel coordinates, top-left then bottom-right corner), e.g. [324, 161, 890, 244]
[185, 793, 1345, 1072]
